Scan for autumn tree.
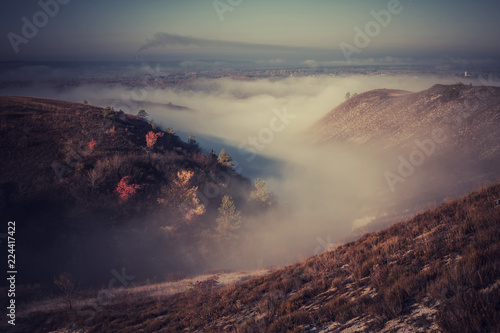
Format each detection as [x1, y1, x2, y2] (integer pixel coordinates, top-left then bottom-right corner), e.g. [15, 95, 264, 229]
[146, 131, 157, 148]
[217, 149, 234, 169]
[215, 195, 241, 239]
[116, 176, 141, 200]
[157, 170, 206, 223]
[146, 131, 164, 148]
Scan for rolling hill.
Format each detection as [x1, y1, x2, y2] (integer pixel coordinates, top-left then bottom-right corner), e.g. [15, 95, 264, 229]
[314, 83, 500, 158]
[313, 83, 500, 233]
[0, 95, 255, 287]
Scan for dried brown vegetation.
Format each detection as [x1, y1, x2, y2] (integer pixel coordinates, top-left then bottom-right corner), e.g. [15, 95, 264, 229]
[18, 183, 500, 332]
[0, 95, 254, 288]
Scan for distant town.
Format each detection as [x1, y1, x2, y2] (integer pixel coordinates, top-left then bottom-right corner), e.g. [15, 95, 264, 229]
[1, 62, 498, 91]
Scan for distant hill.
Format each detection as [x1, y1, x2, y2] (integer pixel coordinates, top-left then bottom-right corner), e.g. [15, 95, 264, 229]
[93, 98, 201, 113]
[21, 183, 500, 332]
[314, 84, 500, 158]
[313, 83, 500, 233]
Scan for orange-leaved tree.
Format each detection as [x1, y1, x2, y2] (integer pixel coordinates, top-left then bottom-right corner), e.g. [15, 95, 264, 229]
[146, 131, 164, 148]
[158, 170, 206, 223]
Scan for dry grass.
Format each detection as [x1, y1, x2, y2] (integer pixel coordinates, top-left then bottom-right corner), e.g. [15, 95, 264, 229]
[12, 183, 499, 332]
[17, 269, 270, 319]
[0, 94, 256, 293]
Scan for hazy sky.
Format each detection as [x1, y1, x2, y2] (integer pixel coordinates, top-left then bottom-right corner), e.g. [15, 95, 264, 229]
[1, 0, 500, 65]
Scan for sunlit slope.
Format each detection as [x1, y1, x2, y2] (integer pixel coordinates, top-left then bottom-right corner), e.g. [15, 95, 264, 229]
[312, 84, 500, 231]
[314, 84, 500, 160]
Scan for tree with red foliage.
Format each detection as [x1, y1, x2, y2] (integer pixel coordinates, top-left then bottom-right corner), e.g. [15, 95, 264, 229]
[116, 176, 141, 200]
[88, 139, 96, 151]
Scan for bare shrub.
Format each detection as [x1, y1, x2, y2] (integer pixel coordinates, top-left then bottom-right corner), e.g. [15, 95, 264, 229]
[53, 272, 75, 309]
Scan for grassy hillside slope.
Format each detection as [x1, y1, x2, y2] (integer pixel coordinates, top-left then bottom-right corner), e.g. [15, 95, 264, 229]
[313, 84, 500, 235]
[0, 95, 255, 287]
[19, 183, 500, 333]
[314, 84, 500, 158]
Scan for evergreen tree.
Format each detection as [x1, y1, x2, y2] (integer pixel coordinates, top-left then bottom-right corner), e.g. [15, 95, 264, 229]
[187, 134, 200, 152]
[102, 106, 115, 119]
[215, 195, 241, 239]
[188, 134, 197, 145]
[250, 178, 276, 208]
[210, 150, 218, 160]
[138, 109, 149, 119]
[157, 170, 205, 223]
[217, 149, 234, 169]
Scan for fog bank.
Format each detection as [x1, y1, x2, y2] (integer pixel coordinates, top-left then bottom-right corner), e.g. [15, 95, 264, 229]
[1, 73, 487, 268]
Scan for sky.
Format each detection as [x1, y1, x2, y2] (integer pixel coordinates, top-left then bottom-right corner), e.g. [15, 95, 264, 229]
[1, 0, 500, 65]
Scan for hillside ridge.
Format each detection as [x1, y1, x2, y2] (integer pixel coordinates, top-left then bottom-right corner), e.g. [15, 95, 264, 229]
[314, 83, 500, 155]
[0, 94, 256, 288]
